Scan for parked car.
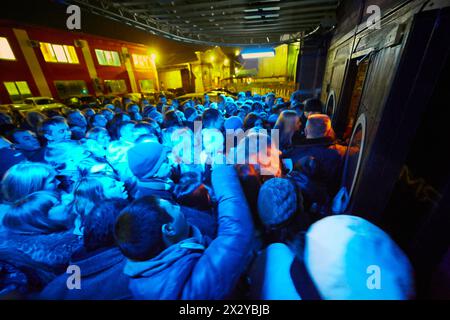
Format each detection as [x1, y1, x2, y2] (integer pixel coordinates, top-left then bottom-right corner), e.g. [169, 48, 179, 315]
[176, 89, 237, 105]
[22, 97, 66, 111]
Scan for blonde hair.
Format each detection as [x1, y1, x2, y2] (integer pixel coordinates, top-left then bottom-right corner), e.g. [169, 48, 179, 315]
[3, 191, 69, 234]
[1, 162, 57, 202]
[274, 110, 300, 149]
[305, 114, 335, 139]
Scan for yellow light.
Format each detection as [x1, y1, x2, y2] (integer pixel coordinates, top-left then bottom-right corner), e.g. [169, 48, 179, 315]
[235, 49, 240, 56]
[0, 37, 16, 60]
[210, 55, 215, 63]
[241, 51, 275, 59]
[224, 58, 229, 65]
[151, 53, 157, 61]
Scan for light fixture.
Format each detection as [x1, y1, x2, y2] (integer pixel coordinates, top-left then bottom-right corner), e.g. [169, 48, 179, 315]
[241, 47, 275, 59]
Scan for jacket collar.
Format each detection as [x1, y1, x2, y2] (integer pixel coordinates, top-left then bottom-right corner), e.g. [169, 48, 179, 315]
[124, 226, 205, 278]
[71, 247, 126, 275]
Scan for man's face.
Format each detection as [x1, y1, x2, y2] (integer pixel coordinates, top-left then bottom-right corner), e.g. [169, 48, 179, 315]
[13, 130, 40, 151]
[47, 123, 71, 143]
[159, 198, 190, 244]
[160, 97, 167, 105]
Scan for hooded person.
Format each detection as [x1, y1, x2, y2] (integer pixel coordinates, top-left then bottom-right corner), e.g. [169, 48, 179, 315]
[127, 141, 174, 200]
[303, 215, 415, 299]
[115, 163, 254, 299]
[249, 214, 415, 300]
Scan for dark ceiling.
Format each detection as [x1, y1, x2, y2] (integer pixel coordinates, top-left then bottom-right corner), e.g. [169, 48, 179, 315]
[65, 0, 339, 46]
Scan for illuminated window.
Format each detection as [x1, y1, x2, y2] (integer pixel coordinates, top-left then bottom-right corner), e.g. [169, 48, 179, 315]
[4, 81, 32, 103]
[54, 80, 88, 99]
[0, 37, 15, 60]
[132, 54, 152, 69]
[40, 42, 79, 64]
[95, 49, 121, 66]
[139, 80, 155, 93]
[105, 79, 127, 94]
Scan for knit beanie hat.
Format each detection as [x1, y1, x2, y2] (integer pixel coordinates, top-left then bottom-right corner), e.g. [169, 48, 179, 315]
[224, 116, 244, 131]
[127, 141, 168, 179]
[304, 215, 415, 299]
[257, 177, 298, 227]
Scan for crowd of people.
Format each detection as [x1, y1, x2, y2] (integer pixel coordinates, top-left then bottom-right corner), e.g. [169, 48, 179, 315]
[0, 91, 415, 299]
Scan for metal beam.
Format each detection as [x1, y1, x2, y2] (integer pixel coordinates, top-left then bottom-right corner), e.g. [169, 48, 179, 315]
[128, 0, 337, 17]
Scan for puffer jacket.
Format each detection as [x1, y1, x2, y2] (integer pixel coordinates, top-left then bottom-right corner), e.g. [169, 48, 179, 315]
[123, 164, 254, 299]
[0, 231, 82, 295]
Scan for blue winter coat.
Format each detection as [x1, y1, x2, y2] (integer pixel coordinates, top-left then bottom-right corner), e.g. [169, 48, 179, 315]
[123, 165, 254, 299]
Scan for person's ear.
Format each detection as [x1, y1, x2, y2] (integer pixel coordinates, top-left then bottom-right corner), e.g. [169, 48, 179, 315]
[44, 133, 52, 141]
[162, 223, 176, 237]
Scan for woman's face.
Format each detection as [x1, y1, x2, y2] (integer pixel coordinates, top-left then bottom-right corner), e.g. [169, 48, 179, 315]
[98, 176, 128, 200]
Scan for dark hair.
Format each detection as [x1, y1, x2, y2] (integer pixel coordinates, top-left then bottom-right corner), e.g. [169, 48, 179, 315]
[39, 117, 67, 137]
[163, 110, 183, 128]
[115, 196, 172, 261]
[174, 173, 212, 211]
[117, 120, 136, 139]
[243, 112, 262, 131]
[202, 108, 221, 128]
[83, 199, 127, 252]
[9, 128, 29, 144]
[107, 112, 130, 140]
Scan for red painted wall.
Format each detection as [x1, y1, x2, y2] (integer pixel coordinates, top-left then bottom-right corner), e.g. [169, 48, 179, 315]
[0, 25, 39, 104]
[0, 20, 158, 103]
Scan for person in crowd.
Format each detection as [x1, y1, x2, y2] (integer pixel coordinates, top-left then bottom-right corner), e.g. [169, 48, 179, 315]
[69, 174, 129, 235]
[22, 111, 47, 134]
[39, 117, 72, 147]
[85, 127, 111, 158]
[237, 92, 246, 104]
[243, 112, 264, 132]
[115, 163, 254, 299]
[303, 98, 324, 118]
[100, 108, 114, 122]
[264, 92, 276, 113]
[156, 95, 168, 112]
[127, 140, 174, 200]
[203, 94, 211, 108]
[0, 191, 81, 296]
[38, 200, 131, 300]
[107, 112, 131, 140]
[1, 163, 59, 206]
[274, 110, 302, 152]
[90, 114, 108, 128]
[8, 129, 43, 162]
[284, 114, 346, 196]
[106, 120, 138, 182]
[247, 177, 311, 299]
[66, 110, 88, 133]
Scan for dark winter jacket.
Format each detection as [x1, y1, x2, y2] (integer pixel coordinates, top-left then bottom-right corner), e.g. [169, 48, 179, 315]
[0, 231, 82, 295]
[38, 247, 132, 300]
[123, 165, 254, 299]
[284, 137, 347, 195]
